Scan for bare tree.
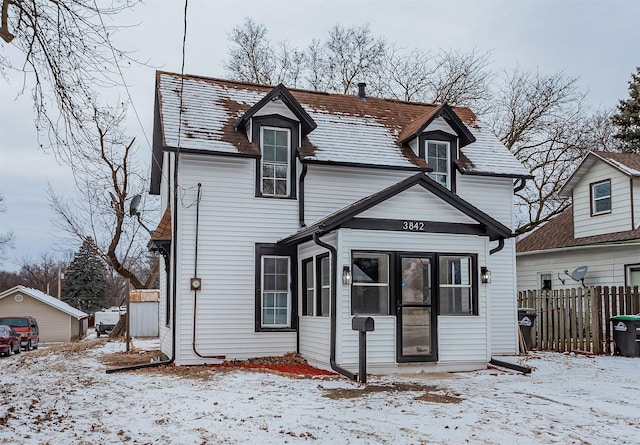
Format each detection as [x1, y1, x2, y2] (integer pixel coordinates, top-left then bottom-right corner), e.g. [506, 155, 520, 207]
[320, 24, 387, 94]
[48, 103, 158, 290]
[427, 48, 493, 110]
[18, 253, 67, 296]
[0, 193, 14, 263]
[489, 68, 590, 235]
[1, 0, 141, 159]
[380, 46, 435, 102]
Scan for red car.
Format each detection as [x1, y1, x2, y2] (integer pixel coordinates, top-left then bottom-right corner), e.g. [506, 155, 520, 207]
[0, 325, 21, 356]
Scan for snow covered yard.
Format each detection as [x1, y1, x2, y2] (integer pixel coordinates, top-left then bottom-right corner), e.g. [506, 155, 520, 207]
[0, 339, 639, 445]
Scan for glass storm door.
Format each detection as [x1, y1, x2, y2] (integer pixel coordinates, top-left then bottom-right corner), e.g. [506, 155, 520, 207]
[397, 255, 437, 362]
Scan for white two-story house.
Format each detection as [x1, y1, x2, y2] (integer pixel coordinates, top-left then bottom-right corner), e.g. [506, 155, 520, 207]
[517, 151, 640, 291]
[149, 72, 531, 377]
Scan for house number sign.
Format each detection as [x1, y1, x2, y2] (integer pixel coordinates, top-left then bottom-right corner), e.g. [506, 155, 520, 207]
[402, 221, 426, 231]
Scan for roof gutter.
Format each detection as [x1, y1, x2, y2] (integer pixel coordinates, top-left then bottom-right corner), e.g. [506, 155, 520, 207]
[516, 240, 640, 257]
[312, 232, 357, 381]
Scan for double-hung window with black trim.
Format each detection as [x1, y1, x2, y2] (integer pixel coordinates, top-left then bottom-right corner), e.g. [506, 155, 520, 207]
[418, 131, 458, 191]
[351, 252, 391, 315]
[253, 115, 299, 199]
[301, 254, 330, 317]
[255, 244, 297, 331]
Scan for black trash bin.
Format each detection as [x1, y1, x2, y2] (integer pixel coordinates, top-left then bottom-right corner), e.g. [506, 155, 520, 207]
[610, 315, 640, 357]
[518, 308, 537, 350]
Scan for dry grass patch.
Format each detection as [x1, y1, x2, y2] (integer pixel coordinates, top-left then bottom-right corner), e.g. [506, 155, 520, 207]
[27, 339, 107, 358]
[323, 382, 463, 404]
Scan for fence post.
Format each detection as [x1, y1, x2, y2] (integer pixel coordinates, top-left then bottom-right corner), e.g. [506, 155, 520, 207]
[590, 286, 602, 354]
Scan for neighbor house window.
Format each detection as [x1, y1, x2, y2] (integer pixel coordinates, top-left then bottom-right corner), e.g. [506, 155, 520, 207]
[261, 127, 290, 197]
[261, 256, 291, 328]
[351, 252, 390, 315]
[438, 255, 477, 315]
[540, 273, 552, 291]
[302, 258, 314, 316]
[591, 179, 611, 215]
[426, 140, 451, 188]
[626, 264, 640, 288]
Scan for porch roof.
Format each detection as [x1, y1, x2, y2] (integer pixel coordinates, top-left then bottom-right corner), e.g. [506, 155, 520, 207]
[279, 173, 512, 246]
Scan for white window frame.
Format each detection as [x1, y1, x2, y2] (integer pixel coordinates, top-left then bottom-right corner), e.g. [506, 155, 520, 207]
[438, 255, 474, 315]
[591, 180, 611, 215]
[351, 252, 390, 315]
[260, 126, 291, 197]
[626, 264, 640, 288]
[426, 140, 451, 189]
[261, 255, 291, 328]
[539, 272, 553, 291]
[302, 258, 315, 316]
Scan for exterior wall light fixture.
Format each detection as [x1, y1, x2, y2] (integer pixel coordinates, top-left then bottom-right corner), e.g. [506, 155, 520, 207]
[481, 267, 491, 284]
[343, 265, 352, 285]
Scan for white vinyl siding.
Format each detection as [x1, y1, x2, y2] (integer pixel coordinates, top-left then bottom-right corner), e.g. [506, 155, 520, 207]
[517, 244, 640, 291]
[173, 154, 297, 365]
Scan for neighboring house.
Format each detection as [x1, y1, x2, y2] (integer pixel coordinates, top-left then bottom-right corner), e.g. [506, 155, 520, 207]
[0, 286, 89, 342]
[148, 72, 531, 377]
[517, 151, 640, 292]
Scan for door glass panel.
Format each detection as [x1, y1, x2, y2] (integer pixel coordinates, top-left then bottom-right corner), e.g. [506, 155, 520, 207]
[401, 258, 431, 304]
[402, 307, 431, 356]
[399, 257, 433, 359]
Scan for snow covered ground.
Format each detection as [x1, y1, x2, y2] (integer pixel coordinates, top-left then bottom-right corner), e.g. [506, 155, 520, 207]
[1, 337, 639, 445]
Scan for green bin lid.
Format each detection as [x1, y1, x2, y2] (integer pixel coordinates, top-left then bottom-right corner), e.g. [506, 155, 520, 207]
[610, 315, 640, 321]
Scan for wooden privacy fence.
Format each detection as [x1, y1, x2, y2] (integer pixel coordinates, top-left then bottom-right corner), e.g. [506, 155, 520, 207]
[517, 286, 640, 355]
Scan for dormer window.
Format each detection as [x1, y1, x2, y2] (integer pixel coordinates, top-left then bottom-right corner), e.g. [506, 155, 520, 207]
[261, 127, 291, 196]
[251, 115, 298, 199]
[418, 131, 458, 191]
[426, 140, 451, 188]
[591, 179, 611, 215]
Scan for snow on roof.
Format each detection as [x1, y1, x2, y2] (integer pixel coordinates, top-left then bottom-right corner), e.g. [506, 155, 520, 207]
[0, 285, 88, 319]
[155, 71, 530, 177]
[461, 122, 533, 178]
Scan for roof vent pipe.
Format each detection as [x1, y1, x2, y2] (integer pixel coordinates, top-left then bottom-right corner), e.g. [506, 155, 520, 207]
[357, 82, 367, 101]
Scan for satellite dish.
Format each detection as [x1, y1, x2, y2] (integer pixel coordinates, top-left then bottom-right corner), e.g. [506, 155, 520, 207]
[570, 266, 588, 282]
[129, 195, 141, 217]
[564, 266, 588, 286]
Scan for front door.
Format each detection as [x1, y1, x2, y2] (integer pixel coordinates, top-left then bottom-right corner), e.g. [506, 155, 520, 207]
[397, 255, 437, 362]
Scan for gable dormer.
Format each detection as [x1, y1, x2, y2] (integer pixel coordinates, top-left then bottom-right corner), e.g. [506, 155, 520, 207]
[398, 104, 475, 192]
[559, 151, 640, 238]
[235, 84, 316, 199]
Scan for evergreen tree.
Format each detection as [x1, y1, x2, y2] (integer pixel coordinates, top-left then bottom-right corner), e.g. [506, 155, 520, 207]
[62, 239, 111, 313]
[612, 67, 640, 153]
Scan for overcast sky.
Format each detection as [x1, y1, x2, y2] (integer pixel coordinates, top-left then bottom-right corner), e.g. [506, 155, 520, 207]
[1, 0, 639, 272]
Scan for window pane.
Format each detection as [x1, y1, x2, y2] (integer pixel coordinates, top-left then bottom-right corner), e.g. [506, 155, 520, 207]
[320, 288, 330, 316]
[593, 182, 610, 198]
[436, 159, 447, 173]
[276, 146, 288, 162]
[595, 197, 611, 213]
[439, 256, 471, 285]
[352, 286, 389, 315]
[262, 179, 274, 195]
[353, 254, 388, 284]
[275, 179, 287, 195]
[263, 129, 275, 146]
[321, 257, 330, 286]
[275, 309, 288, 325]
[275, 165, 288, 179]
[263, 308, 275, 324]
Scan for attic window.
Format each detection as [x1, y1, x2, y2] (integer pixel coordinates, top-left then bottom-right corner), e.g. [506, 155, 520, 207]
[426, 140, 451, 189]
[590, 179, 611, 216]
[261, 127, 291, 197]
